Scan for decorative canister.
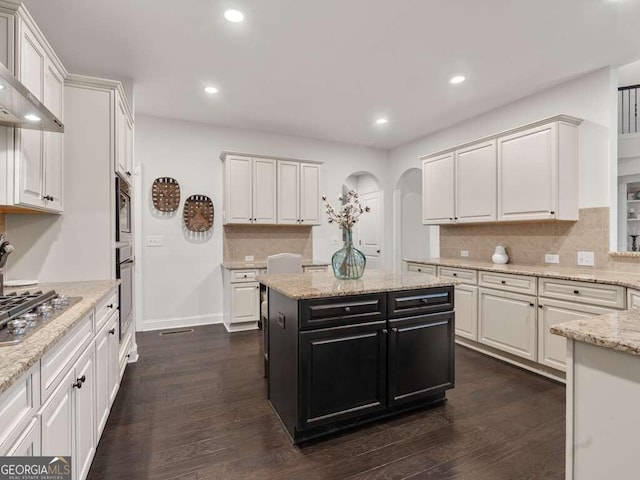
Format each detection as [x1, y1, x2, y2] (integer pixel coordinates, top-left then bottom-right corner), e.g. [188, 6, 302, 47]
[492, 244, 509, 264]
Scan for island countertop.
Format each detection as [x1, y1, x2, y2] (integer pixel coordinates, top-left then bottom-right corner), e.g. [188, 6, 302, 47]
[0, 280, 120, 395]
[551, 309, 640, 356]
[257, 269, 457, 300]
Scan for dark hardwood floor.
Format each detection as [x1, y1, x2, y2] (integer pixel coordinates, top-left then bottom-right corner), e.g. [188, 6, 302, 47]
[88, 324, 565, 480]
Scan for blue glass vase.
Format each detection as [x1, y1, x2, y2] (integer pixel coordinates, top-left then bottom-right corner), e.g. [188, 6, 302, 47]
[332, 229, 366, 280]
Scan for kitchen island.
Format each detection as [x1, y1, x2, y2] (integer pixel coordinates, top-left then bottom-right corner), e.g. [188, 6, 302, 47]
[259, 270, 457, 443]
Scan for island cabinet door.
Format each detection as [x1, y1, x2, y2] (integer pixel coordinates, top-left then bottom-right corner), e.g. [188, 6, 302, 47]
[298, 322, 387, 429]
[388, 312, 455, 407]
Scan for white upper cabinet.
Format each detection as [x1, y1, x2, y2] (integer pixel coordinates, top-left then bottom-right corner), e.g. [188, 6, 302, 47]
[422, 153, 454, 224]
[223, 153, 322, 226]
[455, 140, 497, 223]
[421, 115, 581, 225]
[252, 158, 277, 224]
[299, 163, 320, 224]
[114, 90, 134, 182]
[276, 161, 320, 225]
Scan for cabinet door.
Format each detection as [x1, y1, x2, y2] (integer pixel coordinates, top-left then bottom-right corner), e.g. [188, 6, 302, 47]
[299, 163, 320, 224]
[422, 154, 454, 224]
[298, 322, 387, 428]
[455, 141, 496, 223]
[224, 156, 253, 224]
[478, 288, 537, 361]
[252, 158, 277, 224]
[19, 26, 45, 101]
[125, 115, 133, 177]
[277, 161, 299, 224]
[94, 322, 110, 439]
[115, 94, 128, 178]
[5, 417, 40, 456]
[16, 129, 44, 208]
[498, 123, 558, 221]
[388, 313, 454, 407]
[41, 369, 74, 458]
[108, 314, 120, 405]
[230, 282, 260, 323]
[454, 285, 478, 341]
[538, 299, 614, 372]
[74, 346, 96, 480]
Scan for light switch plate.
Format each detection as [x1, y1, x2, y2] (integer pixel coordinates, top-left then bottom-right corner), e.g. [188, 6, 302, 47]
[545, 254, 560, 264]
[460, 250, 469, 257]
[147, 235, 163, 247]
[577, 251, 595, 266]
[245, 255, 254, 262]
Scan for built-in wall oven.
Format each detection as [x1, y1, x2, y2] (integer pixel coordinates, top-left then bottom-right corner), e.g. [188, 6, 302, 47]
[116, 243, 134, 341]
[116, 175, 132, 243]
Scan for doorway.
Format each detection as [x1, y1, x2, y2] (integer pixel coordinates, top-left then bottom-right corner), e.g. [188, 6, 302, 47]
[395, 168, 432, 269]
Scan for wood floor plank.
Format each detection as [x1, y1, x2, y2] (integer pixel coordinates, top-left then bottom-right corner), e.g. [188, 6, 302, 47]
[88, 324, 565, 480]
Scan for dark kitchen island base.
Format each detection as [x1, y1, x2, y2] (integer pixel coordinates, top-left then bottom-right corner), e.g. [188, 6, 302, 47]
[262, 272, 456, 444]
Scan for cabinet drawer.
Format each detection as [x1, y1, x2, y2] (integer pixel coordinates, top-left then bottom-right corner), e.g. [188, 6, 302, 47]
[479, 271, 536, 295]
[387, 287, 454, 319]
[41, 312, 93, 402]
[95, 289, 118, 332]
[628, 289, 640, 309]
[231, 269, 259, 283]
[407, 263, 436, 276]
[538, 278, 625, 309]
[300, 294, 385, 330]
[438, 267, 477, 285]
[0, 364, 40, 454]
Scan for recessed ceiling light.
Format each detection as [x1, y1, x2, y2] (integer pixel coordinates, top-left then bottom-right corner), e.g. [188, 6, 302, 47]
[375, 117, 388, 125]
[224, 9, 244, 23]
[24, 114, 40, 122]
[0, 85, 5, 90]
[450, 75, 466, 85]
[204, 86, 219, 94]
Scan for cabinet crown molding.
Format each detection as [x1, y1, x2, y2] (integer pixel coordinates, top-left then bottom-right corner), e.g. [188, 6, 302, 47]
[419, 114, 583, 161]
[220, 151, 323, 165]
[65, 74, 133, 121]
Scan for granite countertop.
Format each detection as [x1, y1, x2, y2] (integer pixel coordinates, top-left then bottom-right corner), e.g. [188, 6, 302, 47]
[257, 269, 457, 300]
[221, 259, 330, 270]
[404, 257, 640, 290]
[0, 280, 120, 395]
[551, 309, 640, 356]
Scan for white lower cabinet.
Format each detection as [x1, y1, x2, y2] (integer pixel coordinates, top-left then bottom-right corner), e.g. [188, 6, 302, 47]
[231, 283, 260, 323]
[6, 417, 40, 456]
[40, 369, 74, 459]
[629, 289, 640, 309]
[95, 311, 119, 439]
[74, 345, 96, 480]
[478, 287, 537, 362]
[537, 299, 615, 372]
[454, 285, 478, 341]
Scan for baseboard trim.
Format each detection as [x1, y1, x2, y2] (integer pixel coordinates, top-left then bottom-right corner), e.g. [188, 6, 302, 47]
[142, 313, 223, 332]
[224, 321, 259, 333]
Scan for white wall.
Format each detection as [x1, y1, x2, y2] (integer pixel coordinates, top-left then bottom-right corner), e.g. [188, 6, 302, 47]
[136, 115, 388, 330]
[389, 67, 619, 257]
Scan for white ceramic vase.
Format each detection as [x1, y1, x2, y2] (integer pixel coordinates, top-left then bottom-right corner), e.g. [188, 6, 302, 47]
[492, 244, 509, 264]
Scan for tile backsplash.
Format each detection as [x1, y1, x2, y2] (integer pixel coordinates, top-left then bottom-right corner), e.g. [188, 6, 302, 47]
[223, 225, 313, 262]
[439, 207, 634, 270]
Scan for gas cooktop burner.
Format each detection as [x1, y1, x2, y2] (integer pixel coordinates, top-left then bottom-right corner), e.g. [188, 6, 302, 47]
[0, 290, 81, 346]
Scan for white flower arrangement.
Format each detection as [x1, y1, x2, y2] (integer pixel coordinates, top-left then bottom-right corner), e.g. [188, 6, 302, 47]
[322, 189, 371, 230]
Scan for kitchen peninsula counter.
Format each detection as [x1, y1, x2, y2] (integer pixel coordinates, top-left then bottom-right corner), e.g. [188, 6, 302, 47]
[261, 269, 457, 443]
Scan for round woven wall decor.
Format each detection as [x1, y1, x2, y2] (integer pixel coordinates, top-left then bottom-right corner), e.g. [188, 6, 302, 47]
[152, 177, 181, 212]
[183, 195, 214, 232]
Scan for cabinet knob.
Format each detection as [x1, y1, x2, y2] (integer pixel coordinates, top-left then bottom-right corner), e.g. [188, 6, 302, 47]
[501, 280, 506, 284]
[300, 219, 304, 223]
[550, 211, 555, 215]
[449, 217, 453, 220]
[529, 302, 535, 307]
[452, 273, 457, 277]
[73, 374, 86, 389]
[573, 290, 580, 295]
[454, 217, 458, 220]
[421, 298, 430, 304]
[538, 304, 544, 309]
[126, 171, 132, 177]
[107, 303, 114, 309]
[109, 328, 116, 335]
[344, 306, 351, 312]
[417, 268, 422, 272]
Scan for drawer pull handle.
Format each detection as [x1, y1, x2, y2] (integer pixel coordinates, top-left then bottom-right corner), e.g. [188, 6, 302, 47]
[344, 306, 351, 312]
[73, 375, 86, 389]
[573, 290, 580, 295]
[109, 328, 116, 335]
[529, 302, 534, 307]
[501, 280, 506, 284]
[421, 298, 430, 304]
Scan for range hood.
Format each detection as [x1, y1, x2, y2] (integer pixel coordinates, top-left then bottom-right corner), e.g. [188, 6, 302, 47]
[0, 62, 63, 133]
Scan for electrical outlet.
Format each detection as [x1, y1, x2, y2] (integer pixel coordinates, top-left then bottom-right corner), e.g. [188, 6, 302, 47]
[147, 235, 163, 247]
[245, 255, 254, 262]
[545, 254, 560, 264]
[577, 251, 595, 267]
[460, 250, 469, 257]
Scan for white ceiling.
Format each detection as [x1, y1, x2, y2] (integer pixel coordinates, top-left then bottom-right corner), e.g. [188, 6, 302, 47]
[23, 0, 640, 149]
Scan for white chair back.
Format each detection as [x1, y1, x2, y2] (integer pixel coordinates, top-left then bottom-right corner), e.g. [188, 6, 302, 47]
[267, 253, 302, 274]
